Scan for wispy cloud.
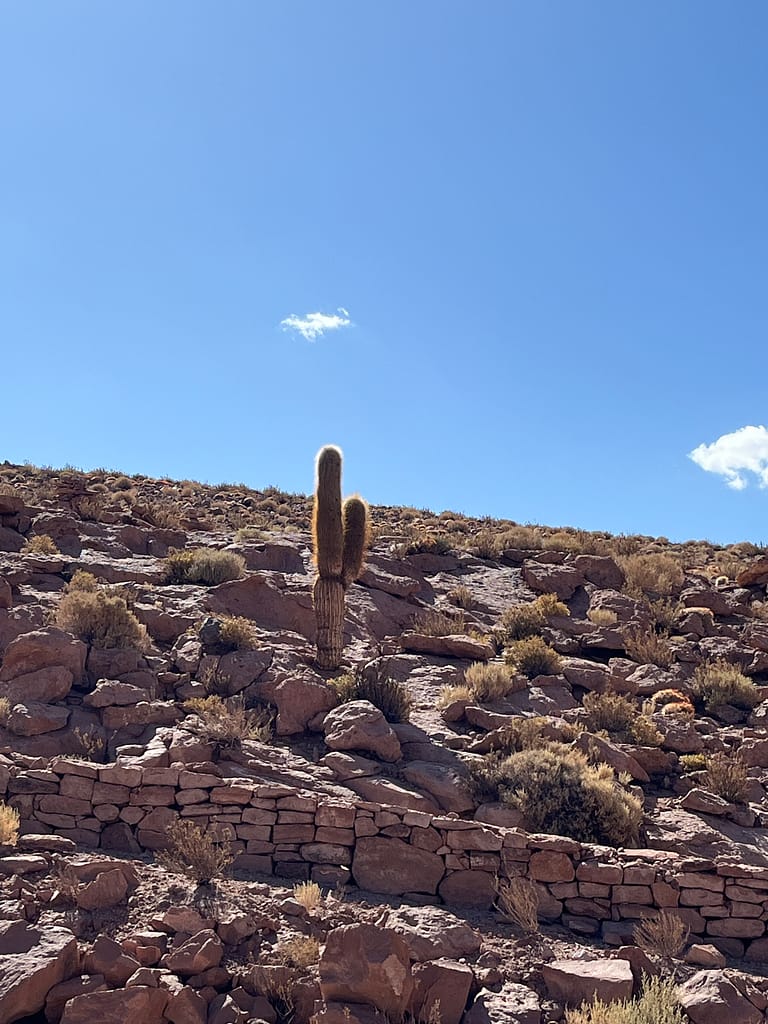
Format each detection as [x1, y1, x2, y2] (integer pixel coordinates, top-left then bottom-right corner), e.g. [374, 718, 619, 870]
[280, 308, 352, 341]
[689, 425, 768, 490]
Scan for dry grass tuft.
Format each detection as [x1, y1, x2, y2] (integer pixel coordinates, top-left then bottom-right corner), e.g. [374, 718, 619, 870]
[164, 548, 246, 586]
[437, 683, 473, 708]
[464, 661, 516, 701]
[505, 636, 562, 678]
[496, 876, 539, 933]
[293, 880, 323, 911]
[217, 615, 258, 650]
[156, 819, 233, 884]
[276, 934, 321, 968]
[583, 691, 662, 747]
[184, 695, 272, 749]
[692, 660, 761, 717]
[0, 802, 20, 846]
[501, 593, 569, 641]
[619, 553, 685, 598]
[55, 589, 147, 649]
[623, 626, 674, 668]
[415, 608, 468, 636]
[588, 608, 619, 627]
[633, 910, 689, 959]
[704, 752, 749, 803]
[565, 976, 686, 1024]
[22, 534, 60, 555]
[447, 585, 475, 609]
[331, 665, 412, 723]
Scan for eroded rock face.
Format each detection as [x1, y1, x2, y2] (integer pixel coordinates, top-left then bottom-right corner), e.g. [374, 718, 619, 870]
[319, 923, 413, 1018]
[0, 921, 79, 1024]
[387, 906, 482, 962]
[352, 837, 444, 895]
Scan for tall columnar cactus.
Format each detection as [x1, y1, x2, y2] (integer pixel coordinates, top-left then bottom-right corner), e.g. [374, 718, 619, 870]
[312, 445, 369, 669]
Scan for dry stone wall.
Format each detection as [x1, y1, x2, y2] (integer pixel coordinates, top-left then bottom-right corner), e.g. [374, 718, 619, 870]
[4, 754, 768, 963]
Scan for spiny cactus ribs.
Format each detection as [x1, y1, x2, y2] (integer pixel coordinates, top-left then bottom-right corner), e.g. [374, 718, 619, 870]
[312, 446, 368, 669]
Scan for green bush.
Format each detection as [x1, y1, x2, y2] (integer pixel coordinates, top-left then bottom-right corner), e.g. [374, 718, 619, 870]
[505, 636, 562, 678]
[473, 744, 642, 846]
[164, 548, 245, 586]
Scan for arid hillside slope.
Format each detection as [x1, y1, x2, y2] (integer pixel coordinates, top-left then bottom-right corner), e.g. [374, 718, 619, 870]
[1, 460, 768, 1024]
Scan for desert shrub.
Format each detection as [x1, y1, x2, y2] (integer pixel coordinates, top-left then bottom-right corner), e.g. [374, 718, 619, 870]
[331, 666, 411, 723]
[750, 601, 768, 622]
[469, 530, 502, 560]
[66, 569, 99, 592]
[587, 608, 619, 627]
[501, 603, 545, 641]
[489, 744, 643, 846]
[293, 880, 322, 911]
[582, 692, 662, 746]
[505, 636, 562, 679]
[217, 615, 258, 651]
[464, 661, 515, 701]
[692, 660, 761, 716]
[501, 593, 569, 641]
[415, 608, 467, 636]
[22, 534, 59, 555]
[156, 819, 232, 883]
[679, 753, 707, 773]
[235, 525, 267, 543]
[0, 802, 19, 846]
[164, 548, 245, 586]
[184, 695, 272, 749]
[705, 752, 749, 803]
[55, 589, 147, 649]
[496, 526, 544, 550]
[276, 935, 321, 968]
[0, 698, 10, 727]
[623, 626, 674, 669]
[633, 911, 689, 958]
[619, 553, 685, 598]
[495, 876, 539, 933]
[565, 977, 685, 1024]
[648, 597, 680, 631]
[447, 585, 475, 609]
[112, 475, 133, 490]
[399, 530, 453, 556]
[466, 753, 508, 804]
[488, 716, 549, 754]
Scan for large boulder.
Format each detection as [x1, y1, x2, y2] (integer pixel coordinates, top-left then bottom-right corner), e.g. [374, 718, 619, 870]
[206, 573, 316, 639]
[0, 627, 86, 702]
[400, 761, 474, 813]
[320, 924, 413, 1019]
[410, 960, 473, 1024]
[387, 906, 482, 962]
[60, 987, 169, 1024]
[6, 701, 70, 735]
[542, 959, 633, 1006]
[324, 701, 401, 762]
[678, 970, 763, 1024]
[0, 921, 78, 1024]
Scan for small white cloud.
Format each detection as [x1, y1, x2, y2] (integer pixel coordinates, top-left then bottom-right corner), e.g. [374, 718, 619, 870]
[689, 425, 768, 490]
[280, 308, 352, 341]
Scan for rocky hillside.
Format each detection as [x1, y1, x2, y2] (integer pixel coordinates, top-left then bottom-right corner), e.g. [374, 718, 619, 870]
[1, 459, 768, 1024]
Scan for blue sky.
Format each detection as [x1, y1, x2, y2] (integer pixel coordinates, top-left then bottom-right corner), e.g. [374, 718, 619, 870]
[2, 3, 767, 545]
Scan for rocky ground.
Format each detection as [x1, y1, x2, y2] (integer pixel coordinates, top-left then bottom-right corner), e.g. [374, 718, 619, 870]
[1, 461, 768, 1023]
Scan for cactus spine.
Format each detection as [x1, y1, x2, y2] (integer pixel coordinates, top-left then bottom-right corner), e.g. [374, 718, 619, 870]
[312, 446, 368, 669]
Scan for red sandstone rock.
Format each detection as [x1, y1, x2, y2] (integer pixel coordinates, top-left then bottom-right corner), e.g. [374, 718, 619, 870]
[542, 959, 633, 1006]
[678, 970, 763, 1024]
[320, 923, 413, 1018]
[352, 836, 444, 895]
[60, 986, 169, 1024]
[0, 922, 78, 1024]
